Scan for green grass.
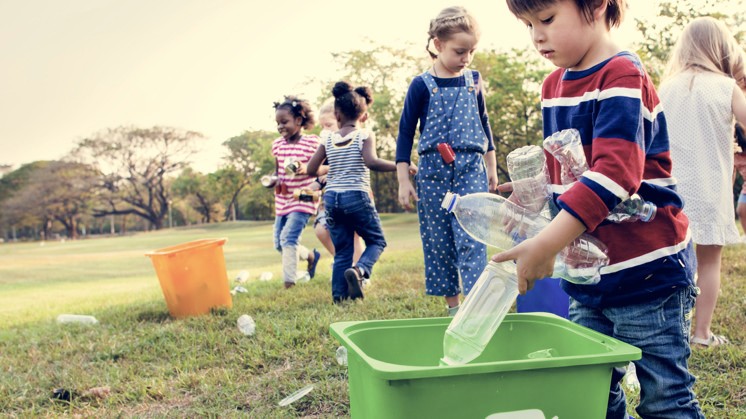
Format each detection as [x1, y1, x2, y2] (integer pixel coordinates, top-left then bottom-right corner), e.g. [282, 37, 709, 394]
[0, 215, 744, 417]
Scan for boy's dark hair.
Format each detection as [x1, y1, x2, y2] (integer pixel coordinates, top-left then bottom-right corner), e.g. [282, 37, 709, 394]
[506, 0, 625, 28]
[273, 95, 315, 130]
[736, 122, 746, 151]
[332, 81, 373, 121]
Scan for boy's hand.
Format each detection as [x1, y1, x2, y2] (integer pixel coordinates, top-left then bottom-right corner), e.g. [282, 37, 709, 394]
[491, 237, 556, 295]
[497, 181, 513, 194]
[408, 164, 418, 176]
[398, 179, 418, 210]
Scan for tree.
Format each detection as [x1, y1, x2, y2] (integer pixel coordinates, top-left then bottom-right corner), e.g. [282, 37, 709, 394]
[0, 161, 52, 240]
[171, 168, 223, 223]
[634, 0, 745, 84]
[72, 126, 204, 230]
[18, 161, 98, 239]
[472, 49, 550, 181]
[220, 130, 276, 220]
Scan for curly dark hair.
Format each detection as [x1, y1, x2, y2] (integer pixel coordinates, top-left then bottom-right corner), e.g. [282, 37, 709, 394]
[331, 81, 373, 121]
[272, 95, 315, 130]
[736, 122, 746, 151]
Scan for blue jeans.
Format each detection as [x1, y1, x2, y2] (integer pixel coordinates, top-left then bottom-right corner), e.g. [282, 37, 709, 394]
[324, 190, 386, 300]
[569, 285, 703, 419]
[273, 212, 312, 283]
[273, 212, 311, 250]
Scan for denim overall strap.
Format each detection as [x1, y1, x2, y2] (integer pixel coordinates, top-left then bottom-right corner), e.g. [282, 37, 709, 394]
[415, 68, 488, 297]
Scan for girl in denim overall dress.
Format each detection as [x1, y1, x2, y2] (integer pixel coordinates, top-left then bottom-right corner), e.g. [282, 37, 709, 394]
[396, 6, 498, 315]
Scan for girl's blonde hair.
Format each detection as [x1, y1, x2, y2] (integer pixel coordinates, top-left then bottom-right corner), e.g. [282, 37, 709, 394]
[426, 6, 480, 59]
[664, 16, 745, 88]
[318, 97, 334, 117]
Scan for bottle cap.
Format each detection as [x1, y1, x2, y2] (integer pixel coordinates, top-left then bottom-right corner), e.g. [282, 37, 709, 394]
[441, 192, 458, 212]
[640, 203, 656, 222]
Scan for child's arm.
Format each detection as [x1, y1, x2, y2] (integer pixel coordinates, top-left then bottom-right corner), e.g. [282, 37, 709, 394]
[397, 163, 418, 210]
[306, 145, 327, 177]
[484, 150, 499, 192]
[361, 131, 396, 172]
[733, 84, 746, 128]
[492, 210, 586, 294]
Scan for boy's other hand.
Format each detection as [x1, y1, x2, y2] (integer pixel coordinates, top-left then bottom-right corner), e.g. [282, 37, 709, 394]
[491, 238, 555, 295]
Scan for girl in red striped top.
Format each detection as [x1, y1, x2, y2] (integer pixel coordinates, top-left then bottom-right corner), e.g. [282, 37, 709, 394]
[271, 95, 324, 288]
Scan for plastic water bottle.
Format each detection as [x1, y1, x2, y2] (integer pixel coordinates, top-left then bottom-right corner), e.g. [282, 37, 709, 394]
[441, 261, 519, 366]
[442, 191, 608, 284]
[543, 129, 657, 223]
[284, 156, 299, 177]
[507, 145, 551, 213]
[235, 270, 250, 283]
[56, 314, 98, 325]
[543, 128, 589, 185]
[335, 346, 348, 366]
[237, 314, 256, 336]
[607, 194, 656, 223]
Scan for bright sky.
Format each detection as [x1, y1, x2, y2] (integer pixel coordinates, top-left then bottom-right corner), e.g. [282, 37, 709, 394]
[0, 0, 654, 173]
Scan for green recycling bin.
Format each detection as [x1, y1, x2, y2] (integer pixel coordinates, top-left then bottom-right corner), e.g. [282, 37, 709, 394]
[330, 313, 640, 418]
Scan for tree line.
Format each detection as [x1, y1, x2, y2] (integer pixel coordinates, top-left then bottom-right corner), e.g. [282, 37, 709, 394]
[1, 1, 742, 242]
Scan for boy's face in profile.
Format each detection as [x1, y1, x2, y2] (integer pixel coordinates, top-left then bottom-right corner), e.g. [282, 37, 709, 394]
[516, 0, 604, 71]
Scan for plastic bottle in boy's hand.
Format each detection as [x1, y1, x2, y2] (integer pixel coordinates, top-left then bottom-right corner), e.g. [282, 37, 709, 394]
[440, 260, 519, 366]
[543, 129, 657, 223]
[441, 191, 608, 284]
[506, 145, 551, 213]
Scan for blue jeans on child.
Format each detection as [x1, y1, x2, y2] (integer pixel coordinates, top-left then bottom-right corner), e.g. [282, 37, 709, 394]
[569, 285, 703, 419]
[273, 211, 312, 283]
[324, 190, 386, 300]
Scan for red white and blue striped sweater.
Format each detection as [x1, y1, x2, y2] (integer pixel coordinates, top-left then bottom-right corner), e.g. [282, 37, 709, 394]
[542, 52, 694, 308]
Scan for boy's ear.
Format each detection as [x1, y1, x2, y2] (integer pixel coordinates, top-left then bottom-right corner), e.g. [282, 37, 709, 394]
[361, 112, 369, 123]
[593, 0, 608, 22]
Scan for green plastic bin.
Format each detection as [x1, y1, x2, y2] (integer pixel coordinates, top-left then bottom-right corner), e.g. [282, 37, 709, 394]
[330, 313, 640, 419]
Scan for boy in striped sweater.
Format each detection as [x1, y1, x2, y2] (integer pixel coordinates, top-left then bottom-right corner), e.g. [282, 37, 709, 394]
[494, 1, 703, 417]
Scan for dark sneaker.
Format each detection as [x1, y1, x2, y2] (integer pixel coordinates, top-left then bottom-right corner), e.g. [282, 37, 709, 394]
[344, 267, 364, 300]
[307, 248, 321, 279]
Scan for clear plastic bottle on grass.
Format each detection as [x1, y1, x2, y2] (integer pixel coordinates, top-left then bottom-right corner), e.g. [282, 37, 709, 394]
[441, 260, 519, 366]
[441, 191, 608, 285]
[56, 314, 99, 325]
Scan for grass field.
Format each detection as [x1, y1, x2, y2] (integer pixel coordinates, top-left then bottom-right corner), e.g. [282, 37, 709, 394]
[0, 214, 744, 417]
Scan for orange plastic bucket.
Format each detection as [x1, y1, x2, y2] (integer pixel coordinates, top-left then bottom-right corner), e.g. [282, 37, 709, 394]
[145, 238, 232, 318]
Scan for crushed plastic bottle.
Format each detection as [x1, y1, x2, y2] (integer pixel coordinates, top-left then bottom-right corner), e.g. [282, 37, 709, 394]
[278, 384, 314, 407]
[56, 314, 99, 325]
[507, 145, 551, 213]
[607, 194, 656, 223]
[230, 286, 248, 296]
[441, 261, 519, 366]
[237, 314, 256, 336]
[260, 272, 274, 281]
[235, 270, 250, 283]
[624, 361, 640, 391]
[442, 191, 608, 284]
[335, 346, 348, 366]
[543, 128, 589, 185]
[543, 128, 657, 223]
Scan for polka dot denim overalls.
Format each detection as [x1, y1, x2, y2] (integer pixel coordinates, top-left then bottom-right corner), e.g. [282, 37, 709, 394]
[417, 70, 488, 297]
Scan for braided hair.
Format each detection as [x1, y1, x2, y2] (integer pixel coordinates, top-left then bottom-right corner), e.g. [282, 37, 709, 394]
[426, 6, 480, 59]
[272, 95, 316, 130]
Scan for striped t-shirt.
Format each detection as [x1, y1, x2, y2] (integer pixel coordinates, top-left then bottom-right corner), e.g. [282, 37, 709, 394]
[271, 134, 320, 216]
[541, 51, 693, 308]
[324, 129, 371, 193]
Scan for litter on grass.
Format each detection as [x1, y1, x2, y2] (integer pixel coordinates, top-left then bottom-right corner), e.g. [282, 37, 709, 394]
[278, 384, 314, 407]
